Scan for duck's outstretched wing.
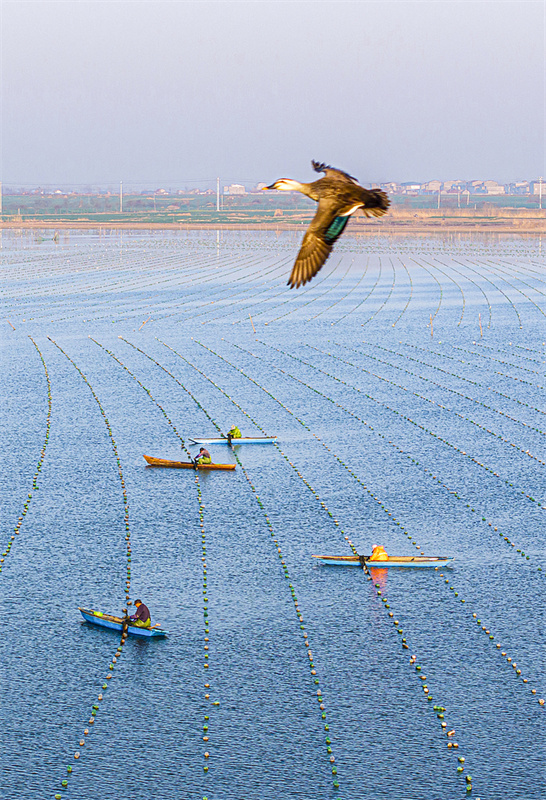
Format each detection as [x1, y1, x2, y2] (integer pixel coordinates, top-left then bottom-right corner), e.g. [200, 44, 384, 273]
[288, 188, 390, 288]
[288, 200, 350, 289]
[311, 160, 358, 184]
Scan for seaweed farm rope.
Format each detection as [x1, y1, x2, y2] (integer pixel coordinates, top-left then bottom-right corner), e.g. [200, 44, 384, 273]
[117, 336, 343, 793]
[88, 338, 213, 784]
[46, 337, 133, 800]
[194, 339, 544, 701]
[0, 337, 52, 577]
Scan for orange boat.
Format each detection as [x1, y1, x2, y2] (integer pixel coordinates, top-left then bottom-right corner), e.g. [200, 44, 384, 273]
[143, 454, 235, 471]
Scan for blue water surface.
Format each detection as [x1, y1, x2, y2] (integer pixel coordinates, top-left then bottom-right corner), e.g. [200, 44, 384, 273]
[1, 229, 545, 800]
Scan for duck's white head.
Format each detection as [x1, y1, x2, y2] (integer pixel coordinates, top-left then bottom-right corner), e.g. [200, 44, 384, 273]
[263, 179, 303, 192]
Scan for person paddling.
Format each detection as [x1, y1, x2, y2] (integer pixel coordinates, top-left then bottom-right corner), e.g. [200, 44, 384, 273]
[130, 599, 152, 628]
[194, 447, 212, 465]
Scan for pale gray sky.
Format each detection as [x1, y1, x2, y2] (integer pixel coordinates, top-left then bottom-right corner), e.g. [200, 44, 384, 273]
[2, 0, 544, 186]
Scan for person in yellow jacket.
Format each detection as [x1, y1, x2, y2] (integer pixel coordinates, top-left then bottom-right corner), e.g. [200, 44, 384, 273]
[369, 544, 389, 561]
[227, 424, 242, 445]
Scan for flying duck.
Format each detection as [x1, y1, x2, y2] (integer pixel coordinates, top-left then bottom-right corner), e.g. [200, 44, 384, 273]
[263, 160, 389, 288]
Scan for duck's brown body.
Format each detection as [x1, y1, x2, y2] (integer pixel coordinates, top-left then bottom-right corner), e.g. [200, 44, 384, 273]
[265, 161, 389, 288]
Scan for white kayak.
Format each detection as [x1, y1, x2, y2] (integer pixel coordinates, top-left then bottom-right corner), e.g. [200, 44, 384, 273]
[189, 436, 277, 444]
[313, 555, 454, 568]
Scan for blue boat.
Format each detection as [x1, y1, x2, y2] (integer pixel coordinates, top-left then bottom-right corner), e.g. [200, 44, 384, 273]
[313, 554, 454, 568]
[79, 607, 169, 637]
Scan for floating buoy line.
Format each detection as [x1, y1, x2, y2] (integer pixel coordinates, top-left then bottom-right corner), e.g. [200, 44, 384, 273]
[475, 340, 545, 368]
[329, 340, 545, 438]
[458, 256, 523, 328]
[168, 251, 287, 325]
[362, 569, 477, 794]
[291, 343, 544, 564]
[433, 255, 492, 328]
[88, 338, 216, 787]
[451, 342, 546, 379]
[0, 337, 51, 577]
[183, 341, 490, 796]
[251, 340, 545, 523]
[228, 259, 306, 324]
[330, 255, 384, 327]
[198, 255, 292, 325]
[270, 256, 351, 325]
[306, 257, 366, 323]
[192, 339, 544, 704]
[300, 341, 546, 466]
[475, 258, 546, 321]
[361, 256, 397, 327]
[419, 255, 467, 326]
[196, 256, 293, 326]
[98, 248, 245, 324]
[88, 250, 254, 325]
[232, 340, 544, 570]
[235, 253, 344, 328]
[8, 245, 205, 324]
[12, 246, 267, 326]
[408, 256, 444, 323]
[261, 256, 346, 326]
[405, 339, 545, 394]
[210, 256, 298, 327]
[160, 338, 546, 794]
[364, 339, 546, 419]
[46, 337, 135, 800]
[149, 252, 290, 325]
[108, 337, 343, 793]
[387, 256, 415, 328]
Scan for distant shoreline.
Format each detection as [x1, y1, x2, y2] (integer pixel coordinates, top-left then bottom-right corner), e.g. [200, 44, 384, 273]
[2, 211, 545, 235]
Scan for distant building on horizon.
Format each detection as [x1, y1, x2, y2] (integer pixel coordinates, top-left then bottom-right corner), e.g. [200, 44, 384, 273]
[399, 182, 422, 195]
[224, 184, 246, 195]
[482, 180, 506, 195]
[421, 180, 442, 193]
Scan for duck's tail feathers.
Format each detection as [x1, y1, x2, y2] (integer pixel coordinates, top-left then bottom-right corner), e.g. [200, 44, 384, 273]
[361, 190, 390, 218]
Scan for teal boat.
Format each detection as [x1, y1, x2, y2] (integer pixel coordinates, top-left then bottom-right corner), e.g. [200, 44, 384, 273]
[79, 607, 169, 637]
[312, 554, 454, 568]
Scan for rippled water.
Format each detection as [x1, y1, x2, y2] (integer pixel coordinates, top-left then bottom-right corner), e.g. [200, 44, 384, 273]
[1, 229, 545, 800]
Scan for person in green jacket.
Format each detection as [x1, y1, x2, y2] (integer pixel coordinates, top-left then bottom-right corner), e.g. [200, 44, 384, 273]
[227, 424, 242, 445]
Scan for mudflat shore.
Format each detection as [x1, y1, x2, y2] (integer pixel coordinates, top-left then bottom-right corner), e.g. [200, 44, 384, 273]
[2, 207, 545, 234]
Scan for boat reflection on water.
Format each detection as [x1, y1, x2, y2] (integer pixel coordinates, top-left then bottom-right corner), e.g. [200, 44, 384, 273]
[369, 567, 387, 590]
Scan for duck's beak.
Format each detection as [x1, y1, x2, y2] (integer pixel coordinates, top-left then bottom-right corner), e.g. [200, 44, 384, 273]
[263, 184, 275, 190]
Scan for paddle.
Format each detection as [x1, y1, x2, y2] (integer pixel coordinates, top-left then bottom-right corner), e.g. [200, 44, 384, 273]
[121, 608, 131, 640]
[359, 554, 371, 576]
